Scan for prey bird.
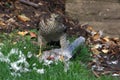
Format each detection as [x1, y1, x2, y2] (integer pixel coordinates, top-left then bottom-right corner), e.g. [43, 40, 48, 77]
[38, 13, 68, 56]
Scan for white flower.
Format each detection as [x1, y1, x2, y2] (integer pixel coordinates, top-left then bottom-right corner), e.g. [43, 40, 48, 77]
[10, 62, 22, 71]
[0, 43, 4, 46]
[0, 52, 10, 63]
[18, 51, 27, 63]
[10, 50, 30, 73]
[8, 48, 19, 57]
[33, 67, 37, 70]
[27, 52, 32, 58]
[11, 72, 21, 77]
[0, 52, 4, 57]
[24, 46, 26, 49]
[21, 68, 30, 73]
[32, 63, 36, 66]
[36, 69, 44, 74]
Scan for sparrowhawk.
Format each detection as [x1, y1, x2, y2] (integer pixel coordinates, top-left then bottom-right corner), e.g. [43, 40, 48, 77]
[38, 13, 68, 56]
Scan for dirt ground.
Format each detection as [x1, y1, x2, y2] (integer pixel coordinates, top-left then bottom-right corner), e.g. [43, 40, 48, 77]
[66, 0, 120, 37]
[0, 0, 88, 38]
[0, 0, 120, 38]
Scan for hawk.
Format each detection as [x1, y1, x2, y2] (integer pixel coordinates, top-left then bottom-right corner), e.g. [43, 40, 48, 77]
[38, 13, 68, 56]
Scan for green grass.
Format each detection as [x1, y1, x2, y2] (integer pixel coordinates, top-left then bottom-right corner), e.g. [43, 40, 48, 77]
[0, 32, 119, 80]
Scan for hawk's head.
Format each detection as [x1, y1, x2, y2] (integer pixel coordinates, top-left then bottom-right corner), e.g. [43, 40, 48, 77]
[49, 13, 64, 23]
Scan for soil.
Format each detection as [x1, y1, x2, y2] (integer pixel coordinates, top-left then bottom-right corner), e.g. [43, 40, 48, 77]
[0, 1, 40, 32]
[0, 0, 66, 32]
[66, 0, 120, 38]
[0, 0, 87, 38]
[0, 0, 120, 38]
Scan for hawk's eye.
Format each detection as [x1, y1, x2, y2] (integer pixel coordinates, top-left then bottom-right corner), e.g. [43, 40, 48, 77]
[55, 17, 58, 20]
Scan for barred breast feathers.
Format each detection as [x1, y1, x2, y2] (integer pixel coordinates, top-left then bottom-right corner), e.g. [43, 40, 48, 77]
[39, 13, 66, 35]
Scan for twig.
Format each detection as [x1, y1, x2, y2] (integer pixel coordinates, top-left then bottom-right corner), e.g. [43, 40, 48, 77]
[19, 0, 39, 8]
[92, 70, 100, 78]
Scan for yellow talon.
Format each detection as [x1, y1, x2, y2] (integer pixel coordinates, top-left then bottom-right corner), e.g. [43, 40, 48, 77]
[37, 44, 42, 57]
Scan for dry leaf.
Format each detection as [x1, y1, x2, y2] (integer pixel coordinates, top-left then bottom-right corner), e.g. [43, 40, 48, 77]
[29, 32, 37, 38]
[18, 31, 28, 36]
[102, 49, 109, 54]
[92, 33, 100, 40]
[111, 37, 119, 42]
[0, 21, 5, 26]
[113, 37, 119, 41]
[18, 14, 30, 22]
[84, 25, 120, 76]
[86, 26, 94, 31]
[102, 36, 110, 42]
[6, 18, 15, 23]
[93, 44, 102, 49]
[91, 48, 100, 54]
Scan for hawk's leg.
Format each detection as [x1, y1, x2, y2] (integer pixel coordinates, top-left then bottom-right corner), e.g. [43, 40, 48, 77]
[37, 32, 46, 57]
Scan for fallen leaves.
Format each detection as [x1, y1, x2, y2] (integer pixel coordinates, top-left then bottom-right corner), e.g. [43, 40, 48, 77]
[92, 32, 101, 41]
[0, 16, 17, 32]
[29, 32, 37, 38]
[84, 25, 120, 77]
[17, 30, 37, 38]
[17, 14, 30, 22]
[18, 31, 28, 36]
[0, 20, 7, 30]
[102, 36, 110, 42]
[0, 48, 45, 77]
[91, 48, 100, 55]
[0, 20, 6, 26]
[101, 49, 109, 54]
